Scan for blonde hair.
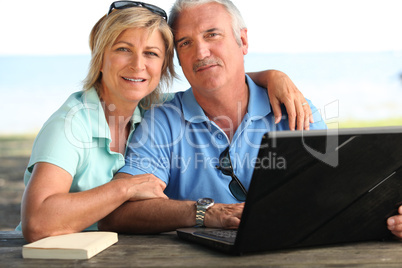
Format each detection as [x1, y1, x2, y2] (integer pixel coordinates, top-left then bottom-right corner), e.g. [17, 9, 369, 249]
[83, 8, 176, 109]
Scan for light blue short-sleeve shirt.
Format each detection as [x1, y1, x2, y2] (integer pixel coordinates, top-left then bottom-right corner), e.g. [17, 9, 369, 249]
[120, 75, 327, 203]
[16, 87, 142, 231]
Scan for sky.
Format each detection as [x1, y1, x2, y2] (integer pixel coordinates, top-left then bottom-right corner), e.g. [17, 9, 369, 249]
[0, 0, 401, 134]
[1, 0, 402, 56]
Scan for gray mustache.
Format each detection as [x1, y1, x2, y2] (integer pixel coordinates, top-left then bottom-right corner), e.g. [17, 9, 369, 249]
[193, 58, 223, 72]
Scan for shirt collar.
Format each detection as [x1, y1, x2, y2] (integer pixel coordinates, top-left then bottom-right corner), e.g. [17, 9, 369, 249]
[182, 88, 210, 123]
[181, 75, 271, 123]
[245, 74, 272, 120]
[82, 87, 142, 139]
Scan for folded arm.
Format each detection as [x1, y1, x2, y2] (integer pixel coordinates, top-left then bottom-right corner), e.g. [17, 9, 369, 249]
[21, 163, 167, 242]
[99, 173, 244, 234]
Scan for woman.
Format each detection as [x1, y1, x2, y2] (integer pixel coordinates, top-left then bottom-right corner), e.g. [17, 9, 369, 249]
[18, 1, 311, 242]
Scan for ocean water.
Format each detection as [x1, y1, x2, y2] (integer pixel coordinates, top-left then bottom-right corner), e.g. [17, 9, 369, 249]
[0, 51, 401, 134]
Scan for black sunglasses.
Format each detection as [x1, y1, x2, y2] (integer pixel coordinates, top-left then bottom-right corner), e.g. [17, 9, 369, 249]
[216, 147, 248, 201]
[107, 1, 168, 21]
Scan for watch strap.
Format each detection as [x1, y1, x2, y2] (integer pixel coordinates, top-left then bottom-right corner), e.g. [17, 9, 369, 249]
[195, 207, 207, 227]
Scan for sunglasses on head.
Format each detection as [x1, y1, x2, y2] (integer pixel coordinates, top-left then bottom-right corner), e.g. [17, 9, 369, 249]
[107, 1, 168, 21]
[216, 147, 248, 201]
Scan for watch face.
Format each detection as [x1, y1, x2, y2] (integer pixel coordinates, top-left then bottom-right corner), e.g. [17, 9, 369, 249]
[198, 198, 214, 206]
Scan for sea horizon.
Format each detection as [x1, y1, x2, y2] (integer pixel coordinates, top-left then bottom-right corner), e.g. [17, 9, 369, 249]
[1, 51, 401, 134]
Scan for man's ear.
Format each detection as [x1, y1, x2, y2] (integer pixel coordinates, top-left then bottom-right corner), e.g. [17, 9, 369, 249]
[240, 28, 248, 55]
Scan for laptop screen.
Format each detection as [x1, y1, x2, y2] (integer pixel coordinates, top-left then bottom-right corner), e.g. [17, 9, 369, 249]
[235, 126, 402, 252]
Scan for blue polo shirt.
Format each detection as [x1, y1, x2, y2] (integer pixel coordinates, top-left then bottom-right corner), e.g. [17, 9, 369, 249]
[120, 75, 327, 203]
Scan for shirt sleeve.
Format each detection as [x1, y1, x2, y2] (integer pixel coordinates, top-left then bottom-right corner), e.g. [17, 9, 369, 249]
[26, 114, 89, 182]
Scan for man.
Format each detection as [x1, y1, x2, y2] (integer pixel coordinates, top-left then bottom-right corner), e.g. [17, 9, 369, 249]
[99, 0, 326, 233]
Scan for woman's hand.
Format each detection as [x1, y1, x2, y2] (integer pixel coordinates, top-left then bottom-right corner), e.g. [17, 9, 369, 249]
[21, 163, 167, 242]
[114, 172, 168, 201]
[247, 70, 314, 130]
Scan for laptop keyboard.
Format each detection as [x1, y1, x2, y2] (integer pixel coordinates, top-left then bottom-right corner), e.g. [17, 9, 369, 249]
[194, 229, 238, 244]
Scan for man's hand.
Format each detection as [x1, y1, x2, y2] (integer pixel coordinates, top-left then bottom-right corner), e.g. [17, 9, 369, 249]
[266, 70, 313, 131]
[387, 206, 402, 238]
[204, 203, 244, 229]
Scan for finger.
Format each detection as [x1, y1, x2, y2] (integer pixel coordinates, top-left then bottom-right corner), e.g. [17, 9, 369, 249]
[282, 98, 296, 131]
[306, 103, 314, 124]
[228, 202, 245, 209]
[152, 182, 168, 199]
[302, 101, 311, 130]
[129, 188, 167, 201]
[223, 216, 241, 229]
[157, 179, 167, 190]
[294, 100, 305, 131]
[388, 214, 402, 224]
[228, 207, 243, 219]
[269, 97, 283, 124]
[291, 86, 314, 129]
[128, 179, 167, 201]
[228, 204, 244, 218]
[387, 215, 402, 231]
[388, 217, 402, 238]
[304, 116, 310, 130]
[155, 188, 168, 199]
[391, 230, 402, 239]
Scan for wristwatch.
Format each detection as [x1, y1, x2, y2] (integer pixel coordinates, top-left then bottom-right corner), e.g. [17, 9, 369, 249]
[195, 198, 215, 227]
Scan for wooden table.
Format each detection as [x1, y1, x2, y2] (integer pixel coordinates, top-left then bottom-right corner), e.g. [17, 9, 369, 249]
[2, 231, 402, 267]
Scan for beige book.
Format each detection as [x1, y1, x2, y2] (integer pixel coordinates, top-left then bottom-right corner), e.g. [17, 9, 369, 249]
[22, 232, 118, 260]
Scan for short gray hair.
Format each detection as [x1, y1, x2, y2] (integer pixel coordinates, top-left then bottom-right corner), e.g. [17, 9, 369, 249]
[168, 0, 247, 46]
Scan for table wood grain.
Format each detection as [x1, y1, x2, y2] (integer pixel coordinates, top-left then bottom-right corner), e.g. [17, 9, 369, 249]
[2, 231, 402, 267]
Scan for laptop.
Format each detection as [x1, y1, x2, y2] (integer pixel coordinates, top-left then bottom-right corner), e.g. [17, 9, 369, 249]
[177, 126, 402, 255]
